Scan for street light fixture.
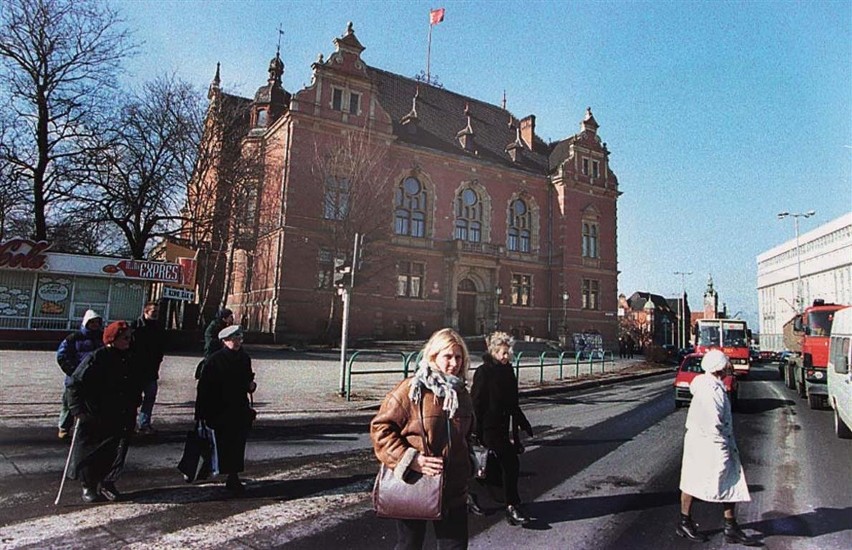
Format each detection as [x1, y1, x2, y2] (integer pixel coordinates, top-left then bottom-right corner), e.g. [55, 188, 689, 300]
[777, 210, 815, 312]
[495, 284, 503, 330]
[561, 290, 570, 336]
[674, 271, 693, 349]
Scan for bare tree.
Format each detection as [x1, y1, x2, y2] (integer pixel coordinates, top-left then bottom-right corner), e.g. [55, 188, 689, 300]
[181, 87, 260, 320]
[73, 75, 205, 259]
[0, 0, 135, 240]
[311, 127, 397, 336]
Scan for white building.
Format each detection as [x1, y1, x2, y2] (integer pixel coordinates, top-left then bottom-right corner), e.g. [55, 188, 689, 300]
[756, 212, 852, 351]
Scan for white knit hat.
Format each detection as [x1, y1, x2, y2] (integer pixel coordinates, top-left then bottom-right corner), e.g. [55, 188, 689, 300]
[701, 349, 729, 374]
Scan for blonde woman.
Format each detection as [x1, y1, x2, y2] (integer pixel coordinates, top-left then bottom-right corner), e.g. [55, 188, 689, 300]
[470, 331, 534, 526]
[371, 328, 475, 549]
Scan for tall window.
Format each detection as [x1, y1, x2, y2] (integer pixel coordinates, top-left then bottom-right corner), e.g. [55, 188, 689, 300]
[582, 279, 600, 310]
[454, 188, 482, 242]
[348, 92, 360, 115]
[397, 261, 424, 298]
[582, 158, 589, 175]
[511, 273, 532, 306]
[332, 88, 344, 111]
[395, 177, 427, 237]
[508, 199, 531, 252]
[592, 160, 600, 178]
[323, 176, 350, 220]
[582, 222, 599, 258]
[317, 249, 334, 288]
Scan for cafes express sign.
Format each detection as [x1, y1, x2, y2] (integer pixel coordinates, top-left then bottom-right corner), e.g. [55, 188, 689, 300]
[0, 238, 51, 270]
[102, 259, 181, 283]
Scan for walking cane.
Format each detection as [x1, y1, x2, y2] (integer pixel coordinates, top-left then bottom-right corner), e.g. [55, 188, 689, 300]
[55, 418, 80, 505]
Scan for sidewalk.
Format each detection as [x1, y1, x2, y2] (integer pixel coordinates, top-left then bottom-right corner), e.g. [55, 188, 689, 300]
[0, 347, 670, 429]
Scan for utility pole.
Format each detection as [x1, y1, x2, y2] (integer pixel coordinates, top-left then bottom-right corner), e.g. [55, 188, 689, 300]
[674, 271, 693, 348]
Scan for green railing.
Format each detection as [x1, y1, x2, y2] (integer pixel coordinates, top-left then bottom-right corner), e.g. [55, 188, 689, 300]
[345, 348, 617, 400]
[345, 350, 418, 401]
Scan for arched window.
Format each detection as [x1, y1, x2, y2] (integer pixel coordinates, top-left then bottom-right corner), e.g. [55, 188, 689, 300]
[395, 177, 427, 237]
[454, 187, 482, 242]
[256, 108, 268, 127]
[507, 198, 531, 252]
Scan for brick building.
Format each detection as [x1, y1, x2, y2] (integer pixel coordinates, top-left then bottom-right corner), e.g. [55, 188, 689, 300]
[189, 23, 620, 345]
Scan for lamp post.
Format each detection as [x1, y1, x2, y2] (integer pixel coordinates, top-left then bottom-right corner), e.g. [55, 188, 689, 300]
[561, 290, 570, 345]
[777, 210, 815, 312]
[674, 271, 692, 349]
[495, 285, 502, 330]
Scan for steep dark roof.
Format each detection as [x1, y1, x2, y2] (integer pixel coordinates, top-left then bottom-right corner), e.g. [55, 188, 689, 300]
[367, 67, 551, 174]
[627, 291, 675, 313]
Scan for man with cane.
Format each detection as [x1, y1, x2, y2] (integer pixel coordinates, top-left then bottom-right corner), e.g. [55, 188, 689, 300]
[60, 321, 142, 503]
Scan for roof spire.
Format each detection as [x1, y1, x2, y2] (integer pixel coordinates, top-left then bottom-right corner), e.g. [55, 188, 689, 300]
[502, 89, 507, 110]
[277, 23, 283, 57]
[207, 62, 221, 100]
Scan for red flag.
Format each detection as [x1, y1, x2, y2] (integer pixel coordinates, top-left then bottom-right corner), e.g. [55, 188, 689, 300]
[430, 8, 445, 26]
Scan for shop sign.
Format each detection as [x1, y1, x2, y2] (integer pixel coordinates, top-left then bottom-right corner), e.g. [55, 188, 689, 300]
[0, 238, 52, 270]
[103, 259, 181, 283]
[38, 282, 69, 302]
[162, 286, 195, 301]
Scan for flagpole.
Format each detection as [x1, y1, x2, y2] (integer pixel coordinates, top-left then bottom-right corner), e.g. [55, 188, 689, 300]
[426, 22, 433, 84]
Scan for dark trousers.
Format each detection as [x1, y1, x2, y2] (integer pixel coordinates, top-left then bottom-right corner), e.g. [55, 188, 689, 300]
[395, 503, 468, 550]
[483, 433, 521, 505]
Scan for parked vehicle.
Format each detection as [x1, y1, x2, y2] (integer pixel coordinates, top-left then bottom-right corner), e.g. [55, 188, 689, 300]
[781, 300, 849, 409]
[758, 350, 775, 363]
[695, 319, 751, 377]
[827, 307, 852, 439]
[749, 346, 761, 363]
[673, 353, 739, 410]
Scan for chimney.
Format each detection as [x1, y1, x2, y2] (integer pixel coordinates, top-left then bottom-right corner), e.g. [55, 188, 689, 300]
[520, 115, 535, 150]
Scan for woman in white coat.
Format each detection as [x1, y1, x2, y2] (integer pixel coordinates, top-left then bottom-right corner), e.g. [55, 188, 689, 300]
[677, 349, 758, 545]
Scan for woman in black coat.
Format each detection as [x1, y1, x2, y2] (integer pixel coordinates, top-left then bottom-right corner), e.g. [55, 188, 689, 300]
[66, 321, 142, 503]
[470, 331, 534, 526]
[195, 324, 256, 493]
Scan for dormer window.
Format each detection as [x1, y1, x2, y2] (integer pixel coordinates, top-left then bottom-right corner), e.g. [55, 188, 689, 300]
[348, 92, 360, 115]
[256, 108, 268, 127]
[332, 88, 344, 111]
[331, 87, 360, 115]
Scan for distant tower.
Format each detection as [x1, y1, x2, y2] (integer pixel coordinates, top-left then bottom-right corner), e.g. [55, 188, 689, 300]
[703, 275, 719, 318]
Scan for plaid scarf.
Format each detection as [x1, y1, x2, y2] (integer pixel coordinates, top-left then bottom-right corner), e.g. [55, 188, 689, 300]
[409, 361, 464, 419]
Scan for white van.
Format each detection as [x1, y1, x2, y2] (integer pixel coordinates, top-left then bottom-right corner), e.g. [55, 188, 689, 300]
[827, 306, 852, 439]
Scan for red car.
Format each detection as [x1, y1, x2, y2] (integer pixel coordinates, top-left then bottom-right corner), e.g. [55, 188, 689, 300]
[673, 353, 739, 410]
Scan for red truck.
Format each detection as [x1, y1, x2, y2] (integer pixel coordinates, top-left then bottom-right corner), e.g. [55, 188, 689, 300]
[782, 300, 849, 409]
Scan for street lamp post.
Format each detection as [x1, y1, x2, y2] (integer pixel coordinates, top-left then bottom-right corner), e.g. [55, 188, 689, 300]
[561, 291, 570, 345]
[674, 271, 693, 349]
[777, 210, 815, 312]
[495, 285, 502, 330]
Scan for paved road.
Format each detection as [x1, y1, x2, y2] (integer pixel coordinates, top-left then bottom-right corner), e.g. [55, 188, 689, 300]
[2, 360, 850, 549]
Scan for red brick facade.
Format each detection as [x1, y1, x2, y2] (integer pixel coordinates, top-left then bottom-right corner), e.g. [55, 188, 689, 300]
[194, 24, 621, 346]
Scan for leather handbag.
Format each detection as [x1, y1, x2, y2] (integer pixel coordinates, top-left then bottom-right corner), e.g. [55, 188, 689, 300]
[373, 399, 445, 520]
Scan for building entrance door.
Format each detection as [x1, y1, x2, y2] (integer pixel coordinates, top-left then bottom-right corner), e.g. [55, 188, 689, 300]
[457, 279, 477, 335]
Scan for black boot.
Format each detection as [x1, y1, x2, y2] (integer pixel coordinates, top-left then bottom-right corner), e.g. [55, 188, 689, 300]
[467, 493, 485, 516]
[506, 504, 531, 526]
[675, 514, 707, 542]
[724, 519, 761, 546]
[225, 473, 244, 494]
[81, 485, 102, 504]
[98, 481, 121, 502]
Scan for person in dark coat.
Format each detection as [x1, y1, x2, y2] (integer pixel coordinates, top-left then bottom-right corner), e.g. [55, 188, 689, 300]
[131, 302, 165, 434]
[56, 309, 104, 439]
[195, 324, 256, 493]
[203, 307, 234, 359]
[470, 331, 534, 526]
[66, 321, 142, 503]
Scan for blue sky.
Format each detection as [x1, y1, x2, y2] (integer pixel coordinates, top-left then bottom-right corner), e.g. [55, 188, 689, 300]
[113, 0, 852, 328]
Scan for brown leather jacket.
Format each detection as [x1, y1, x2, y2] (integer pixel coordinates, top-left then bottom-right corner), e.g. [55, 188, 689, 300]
[371, 377, 474, 510]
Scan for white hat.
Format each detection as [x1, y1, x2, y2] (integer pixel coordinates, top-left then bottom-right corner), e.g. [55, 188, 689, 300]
[218, 325, 243, 340]
[701, 349, 729, 374]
